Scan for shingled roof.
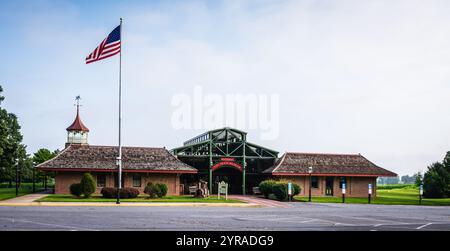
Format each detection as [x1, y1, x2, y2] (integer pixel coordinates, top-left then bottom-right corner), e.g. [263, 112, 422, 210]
[66, 106, 90, 132]
[37, 145, 197, 173]
[263, 152, 396, 177]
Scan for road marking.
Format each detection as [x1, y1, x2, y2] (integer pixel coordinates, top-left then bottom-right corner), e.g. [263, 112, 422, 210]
[0, 217, 98, 231]
[336, 215, 410, 225]
[416, 223, 432, 230]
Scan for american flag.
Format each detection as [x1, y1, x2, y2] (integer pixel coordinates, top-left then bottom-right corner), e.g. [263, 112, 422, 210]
[86, 25, 121, 64]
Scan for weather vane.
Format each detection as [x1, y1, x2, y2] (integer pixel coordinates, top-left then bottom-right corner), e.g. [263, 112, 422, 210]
[75, 95, 82, 108]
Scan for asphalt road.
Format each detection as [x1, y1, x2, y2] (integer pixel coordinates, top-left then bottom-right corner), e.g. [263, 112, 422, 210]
[1, 203, 450, 231]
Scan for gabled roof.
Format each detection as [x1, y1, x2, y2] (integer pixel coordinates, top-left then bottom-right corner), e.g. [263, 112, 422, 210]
[66, 107, 89, 132]
[37, 145, 198, 173]
[263, 152, 397, 177]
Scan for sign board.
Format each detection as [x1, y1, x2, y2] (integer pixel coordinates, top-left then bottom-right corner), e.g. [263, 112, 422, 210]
[218, 181, 228, 200]
[342, 183, 346, 194]
[368, 183, 372, 195]
[211, 161, 242, 172]
[419, 184, 423, 196]
[220, 157, 235, 162]
[288, 182, 292, 195]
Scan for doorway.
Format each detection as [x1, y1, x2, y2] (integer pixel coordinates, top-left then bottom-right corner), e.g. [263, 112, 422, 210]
[212, 166, 243, 194]
[325, 177, 334, 196]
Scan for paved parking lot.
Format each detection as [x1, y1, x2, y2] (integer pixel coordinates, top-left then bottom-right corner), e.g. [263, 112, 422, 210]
[1, 202, 449, 231]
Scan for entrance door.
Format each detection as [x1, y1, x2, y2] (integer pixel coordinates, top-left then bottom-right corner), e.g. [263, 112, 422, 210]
[213, 166, 242, 194]
[325, 177, 334, 196]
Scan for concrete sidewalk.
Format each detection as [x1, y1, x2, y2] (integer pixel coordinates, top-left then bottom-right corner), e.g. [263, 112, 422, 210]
[0, 192, 50, 204]
[0, 201, 261, 207]
[0, 193, 261, 207]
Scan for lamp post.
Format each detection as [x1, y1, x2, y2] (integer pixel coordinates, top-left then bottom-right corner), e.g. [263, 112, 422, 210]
[15, 158, 19, 197]
[342, 182, 346, 203]
[308, 166, 313, 202]
[419, 183, 423, 205]
[32, 161, 36, 193]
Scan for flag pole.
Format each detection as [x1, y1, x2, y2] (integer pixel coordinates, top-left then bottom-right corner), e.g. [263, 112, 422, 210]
[116, 17, 123, 205]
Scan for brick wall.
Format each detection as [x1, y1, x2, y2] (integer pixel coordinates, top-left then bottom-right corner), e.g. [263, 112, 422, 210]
[55, 171, 181, 195]
[279, 176, 378, 197]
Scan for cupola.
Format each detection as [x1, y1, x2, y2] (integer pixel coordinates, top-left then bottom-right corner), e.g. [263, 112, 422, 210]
[66, 96, 89, 146]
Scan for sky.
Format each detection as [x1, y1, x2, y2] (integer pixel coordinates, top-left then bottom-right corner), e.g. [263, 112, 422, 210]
[1, 0, 450, 176]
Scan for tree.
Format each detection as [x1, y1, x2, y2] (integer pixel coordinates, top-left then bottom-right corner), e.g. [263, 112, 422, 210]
[0, 85, 4, 104]
[80, 173, 96, 198]
[377, 176, 399, 185]
[0, 85, 27, 186]
[32, 148, 58, 185]
[401, 175, 415, 184]
[423, 162, 450, 198]
[443, 151, 450, 174]
[33, 148, 56, 164]
[414, 172, 423, 187]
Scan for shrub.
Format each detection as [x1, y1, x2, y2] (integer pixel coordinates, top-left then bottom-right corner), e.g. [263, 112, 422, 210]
[120, 187, 140, 198]
[70, 183, 82, 197]
[423, 162, 450, 198]
[259, 180, 277, 199]
[156, 183, 168, 198]
[144, 182, 161, 198]
[101, 187, 117, 198]
[80, 173, 96, 198]
[272, 183, 288, 201]
[101, 187, 140, 199]
[292, 183, 301, 196]
[259, 180, 300, 200]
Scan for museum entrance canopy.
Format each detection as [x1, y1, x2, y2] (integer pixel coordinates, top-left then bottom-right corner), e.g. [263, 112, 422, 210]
[171, 127, 279, 194]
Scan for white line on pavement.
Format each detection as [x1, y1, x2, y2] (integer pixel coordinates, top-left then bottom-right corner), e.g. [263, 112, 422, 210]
[416, 223, 432, 230]
[0, 217, 98, 231]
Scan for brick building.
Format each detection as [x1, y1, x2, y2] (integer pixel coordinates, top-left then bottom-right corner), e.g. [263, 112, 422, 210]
[38, 105, 396, 197]
[263, 152, 397, 197]
[36, 105, 197, 195]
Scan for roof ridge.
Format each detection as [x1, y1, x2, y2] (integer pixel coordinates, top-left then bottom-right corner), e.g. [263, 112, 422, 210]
[271, 152, 287, 173]
[85, 145, 165, 149]
[286, 152, 361, 156]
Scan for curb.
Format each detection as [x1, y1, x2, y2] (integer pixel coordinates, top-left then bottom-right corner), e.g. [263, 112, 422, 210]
[0, 202, 262, 208]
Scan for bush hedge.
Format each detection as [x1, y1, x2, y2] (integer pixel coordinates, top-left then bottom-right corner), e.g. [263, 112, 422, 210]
[69, 183, 82, 197]
[259, 180, 277, 198]
[144, 182, 161, 198]
[100, 187, 116, 198]
[258, 179, 301, 201]
[120, 188, 140, 198]
[100, 187, 140, 199]
[156, 183, 168, 198]
[80, 173, 96, 198]
[144, 182, 168, 198]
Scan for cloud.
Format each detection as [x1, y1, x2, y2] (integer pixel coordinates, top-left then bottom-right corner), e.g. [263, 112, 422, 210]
[1, 0, 450, 176]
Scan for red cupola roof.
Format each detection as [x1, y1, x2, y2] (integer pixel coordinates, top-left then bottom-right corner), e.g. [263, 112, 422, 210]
[66, 106, 89, 132]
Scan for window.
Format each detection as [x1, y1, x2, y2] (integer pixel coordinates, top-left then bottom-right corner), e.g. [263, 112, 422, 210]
[97, 174, 106, 187]
[133, 175, 141, 187]
[339, 177, 347, 189]
[311, 176, 319, 188]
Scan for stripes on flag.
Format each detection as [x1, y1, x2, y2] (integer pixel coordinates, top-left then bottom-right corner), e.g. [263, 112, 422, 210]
[86, 25, 121, 64]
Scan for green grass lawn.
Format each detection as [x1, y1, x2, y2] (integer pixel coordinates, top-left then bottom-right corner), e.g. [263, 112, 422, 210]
[294, 185, 450, 206]
[37, 194, 244, 203]
[0, 183, 50, 201]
